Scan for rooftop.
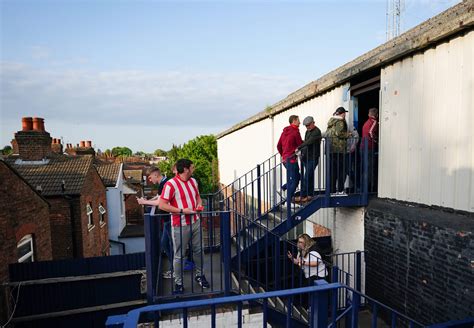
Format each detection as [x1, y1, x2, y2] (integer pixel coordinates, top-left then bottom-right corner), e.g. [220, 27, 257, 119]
[96, 162, 123, 187]
[5, 155, 95, 196]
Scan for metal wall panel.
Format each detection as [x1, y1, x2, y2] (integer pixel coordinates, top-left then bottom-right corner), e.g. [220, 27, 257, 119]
[379, 30, 473, 212]
[217, 84, 349, 186]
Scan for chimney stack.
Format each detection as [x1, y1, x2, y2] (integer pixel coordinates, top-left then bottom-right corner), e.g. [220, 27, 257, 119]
[14, 117, 52, 161]
[75, 139, 95, 156]
[51, 137, 63, 154]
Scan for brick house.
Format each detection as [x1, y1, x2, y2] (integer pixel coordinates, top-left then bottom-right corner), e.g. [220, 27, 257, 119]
[0, 160, 53, 323]
[6, 117, 109, 259]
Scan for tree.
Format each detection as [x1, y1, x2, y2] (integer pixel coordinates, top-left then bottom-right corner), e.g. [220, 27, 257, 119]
[112, 147, 132, 157]
[157, 135, 218, 194]
[1, 145, 12, 155]
[154, 149, 167, 157]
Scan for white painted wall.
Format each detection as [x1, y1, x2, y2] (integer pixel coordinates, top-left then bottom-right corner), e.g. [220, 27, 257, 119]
[379, 30, 474, 212]
[218, 84, 351, 187]
[218, 119, 273, 186]
[104, 164, 140, 255]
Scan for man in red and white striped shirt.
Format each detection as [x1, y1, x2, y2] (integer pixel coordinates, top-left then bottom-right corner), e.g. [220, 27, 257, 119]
[159, 159, 209, 293]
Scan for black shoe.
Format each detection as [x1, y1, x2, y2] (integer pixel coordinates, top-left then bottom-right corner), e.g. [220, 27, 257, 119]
[195, 275, 210, 288]
[173, 284, 184, 294]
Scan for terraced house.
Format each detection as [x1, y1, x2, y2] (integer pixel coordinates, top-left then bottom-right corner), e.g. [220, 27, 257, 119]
[5, 117, 110, 259]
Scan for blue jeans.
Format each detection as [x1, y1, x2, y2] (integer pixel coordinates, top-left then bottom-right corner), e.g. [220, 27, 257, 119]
[301, 159, 316, 197]
[161, 221, 173, 266]
[284, 161, 300, 199]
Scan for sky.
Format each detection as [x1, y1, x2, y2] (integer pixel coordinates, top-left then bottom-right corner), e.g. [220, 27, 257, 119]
[0, 0, 460, 153]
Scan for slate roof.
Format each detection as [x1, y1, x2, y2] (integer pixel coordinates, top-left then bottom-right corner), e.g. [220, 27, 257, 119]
[96, 163, 122, 187]
[123, 169, 143, 184]
[5, 155, 95, 196]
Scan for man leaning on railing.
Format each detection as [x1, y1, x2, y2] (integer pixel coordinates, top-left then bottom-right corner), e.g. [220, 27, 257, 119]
[159, 158, 210, 294]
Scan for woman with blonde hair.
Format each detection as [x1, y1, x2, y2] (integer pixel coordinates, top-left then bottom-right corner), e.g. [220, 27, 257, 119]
[287, 233, 328, 285]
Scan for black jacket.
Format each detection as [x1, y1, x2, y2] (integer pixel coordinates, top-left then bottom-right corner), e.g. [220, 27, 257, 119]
[299, 126, 322, 162]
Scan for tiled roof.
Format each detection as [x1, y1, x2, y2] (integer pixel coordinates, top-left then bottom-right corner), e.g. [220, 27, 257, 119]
[123, 170, 143, 183]
[5, 155, 95, 196]
[0, 159, 49, 204]
[96, 163, 122, 187]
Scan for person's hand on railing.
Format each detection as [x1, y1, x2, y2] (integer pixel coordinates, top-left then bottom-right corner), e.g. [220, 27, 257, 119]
[181, 208, 195, 215]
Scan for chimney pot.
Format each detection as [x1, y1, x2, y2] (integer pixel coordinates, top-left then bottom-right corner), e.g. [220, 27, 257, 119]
[80, 141, 86, 148]
[32, 117, 45, 132]
[85, 140, 92, 148]
[21, 117, 33, 131]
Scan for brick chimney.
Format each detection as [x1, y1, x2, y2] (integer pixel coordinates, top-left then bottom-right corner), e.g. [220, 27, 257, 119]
[14, 117, 52, 161]
[64, 143, 76, 156]
[51, 138, 63, 154]
[75, 140, 95, 156]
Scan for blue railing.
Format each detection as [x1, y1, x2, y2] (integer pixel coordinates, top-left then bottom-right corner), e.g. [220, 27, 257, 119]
[144, 210, 233, 303]
[106, 278, 424, 328]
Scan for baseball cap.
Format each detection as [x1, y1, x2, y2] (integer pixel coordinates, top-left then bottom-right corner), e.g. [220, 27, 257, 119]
[334, 107, 348, 115]
[302, 116, 314, 126]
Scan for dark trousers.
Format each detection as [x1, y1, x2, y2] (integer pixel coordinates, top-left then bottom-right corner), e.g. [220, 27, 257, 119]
[330, 153, 347, 193]
[283, 161, 300, 199]
[301, 159, 317, 197]
[360, 149, 378, 192]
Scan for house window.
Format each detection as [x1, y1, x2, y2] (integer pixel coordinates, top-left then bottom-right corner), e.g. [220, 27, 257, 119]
[17, 234, 34, 263]
[86, 203, 94, 229]
[98, 203, 106, 226]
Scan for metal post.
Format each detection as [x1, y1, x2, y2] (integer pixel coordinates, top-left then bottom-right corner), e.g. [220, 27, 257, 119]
[257, 164, 262, 218]
[274, 237, 281, 290]
[144, 213, 159, 304]
[350, 291, 361, 328]
[311, 280, 329, 328]
[356, 251, 362, 292]
[362, 137, 369, 204]
[286, 158, 292, 225]
[331, 266, 339, 328]
[221, 211, 231, 295]
[325, 138, 332, 205]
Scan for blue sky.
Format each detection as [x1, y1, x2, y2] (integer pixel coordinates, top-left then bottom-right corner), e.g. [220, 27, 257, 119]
[0, 0, 459, 152]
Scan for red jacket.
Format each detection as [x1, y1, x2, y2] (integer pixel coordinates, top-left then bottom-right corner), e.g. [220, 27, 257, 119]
[361, 116, 378, 150]
[277, 124, 303, 163]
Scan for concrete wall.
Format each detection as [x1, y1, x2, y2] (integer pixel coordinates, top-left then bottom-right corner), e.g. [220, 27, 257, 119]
[379, 30, 474, 212]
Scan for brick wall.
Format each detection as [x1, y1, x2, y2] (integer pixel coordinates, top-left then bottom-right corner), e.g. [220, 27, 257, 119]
[79, 166, 109, 257]
[48, 197, 75, 259]
[365, 198, 474, 324]
[15, 131, 52, 161]
[0, 162, 52, 322]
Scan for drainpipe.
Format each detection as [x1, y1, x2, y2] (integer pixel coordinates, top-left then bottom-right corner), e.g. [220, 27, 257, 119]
[62, 195, 77, 258]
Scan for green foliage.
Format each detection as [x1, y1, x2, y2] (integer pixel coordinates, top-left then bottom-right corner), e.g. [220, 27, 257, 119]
[1, 145, 13, 155]
[157, 135, 218, 194]
[153, 149, 167, 157]
[111, 146, 132, 157]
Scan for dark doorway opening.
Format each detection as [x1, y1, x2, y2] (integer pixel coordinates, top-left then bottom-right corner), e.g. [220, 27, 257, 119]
[349, 70, 380, 194]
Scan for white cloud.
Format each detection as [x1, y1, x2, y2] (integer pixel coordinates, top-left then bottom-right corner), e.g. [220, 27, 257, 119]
[0, 61, 300, 151]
